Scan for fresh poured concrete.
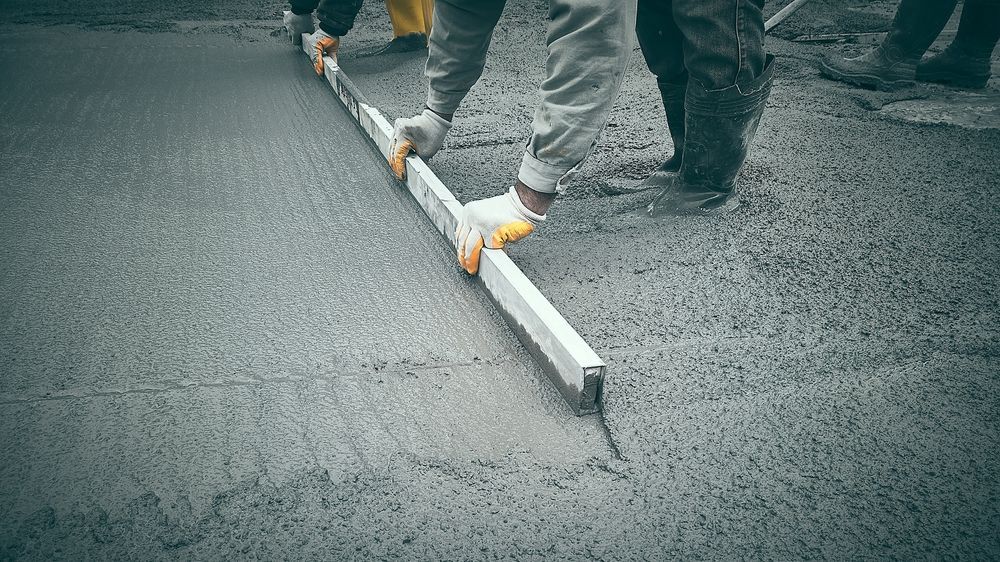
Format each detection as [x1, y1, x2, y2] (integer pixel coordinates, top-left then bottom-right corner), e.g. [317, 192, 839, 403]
[0, 26, 608, 537]
[2, 0, 999, 558]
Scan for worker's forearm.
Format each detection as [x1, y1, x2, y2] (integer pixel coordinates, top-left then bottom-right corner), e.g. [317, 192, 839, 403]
[424, 0, 506, 115]
[290, 0, 320, 15]
[519, 0, 638, 194]
[314, 0, 363, 36]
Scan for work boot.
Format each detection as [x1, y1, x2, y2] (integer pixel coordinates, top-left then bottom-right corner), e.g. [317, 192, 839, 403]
[648, 56, 774, 217]
[917, 1, 1000, 89]
[640, 78, 687, 189]
[371, 32, 427, 55]
[917, 44, 992, 88]
[820, 0, 959, 91]
[819, 45, 920, 91]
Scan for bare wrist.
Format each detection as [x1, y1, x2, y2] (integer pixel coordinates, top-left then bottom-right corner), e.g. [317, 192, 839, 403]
[514, 179, 555, 215]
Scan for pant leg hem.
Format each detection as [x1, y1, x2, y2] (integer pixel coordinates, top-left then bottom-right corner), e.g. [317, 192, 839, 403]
[518, 151, 572, 194]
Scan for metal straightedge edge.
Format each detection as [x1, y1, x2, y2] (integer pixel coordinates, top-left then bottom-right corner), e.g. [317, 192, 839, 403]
[293, 27, 605, 415]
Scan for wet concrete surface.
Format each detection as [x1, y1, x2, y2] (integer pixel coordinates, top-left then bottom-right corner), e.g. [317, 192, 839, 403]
[3, 0, 1000, 559]
[0, 25, 612, 559]
[336, 4, 1000, 557]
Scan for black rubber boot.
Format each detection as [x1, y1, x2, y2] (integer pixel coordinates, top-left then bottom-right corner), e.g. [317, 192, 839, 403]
[820, 0, 958, 91]
[640, 79, 687, 188]
[917, 1, 1000, 89]
[648, 56, 774, 217]
[371, 32, 427, 55]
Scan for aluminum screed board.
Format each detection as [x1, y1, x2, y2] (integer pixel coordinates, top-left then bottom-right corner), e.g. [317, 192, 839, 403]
[290, 22, 606, 414]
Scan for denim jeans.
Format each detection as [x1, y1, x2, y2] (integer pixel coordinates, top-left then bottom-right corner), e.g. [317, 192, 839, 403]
[424, 0, 637, 193]
[888, 0, 1000, 58]
[636, 0, 767, 91]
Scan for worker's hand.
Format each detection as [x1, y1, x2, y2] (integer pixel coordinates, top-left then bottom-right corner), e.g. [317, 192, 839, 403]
[306, 29, 340, 75]
[389, 109, 452, 179]
[454, 187, 545, 275]
[283, 11, 314, 45]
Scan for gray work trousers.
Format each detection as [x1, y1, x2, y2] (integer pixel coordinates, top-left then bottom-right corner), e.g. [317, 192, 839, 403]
[424, 0, 638, 194]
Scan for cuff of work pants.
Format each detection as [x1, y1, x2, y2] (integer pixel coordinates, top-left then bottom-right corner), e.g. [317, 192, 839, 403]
[426, 88, 466, 116]
[517, 151, 575, 194]
[318, 21, 346, 37]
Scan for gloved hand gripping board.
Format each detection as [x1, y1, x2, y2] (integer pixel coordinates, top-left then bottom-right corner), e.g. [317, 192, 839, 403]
[287, 16, 605, 415]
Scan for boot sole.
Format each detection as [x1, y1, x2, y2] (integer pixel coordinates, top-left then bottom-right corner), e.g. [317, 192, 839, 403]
[646, 192, 741, 218]
[819, 60, 914, 91]
[597, 168, 680, 196]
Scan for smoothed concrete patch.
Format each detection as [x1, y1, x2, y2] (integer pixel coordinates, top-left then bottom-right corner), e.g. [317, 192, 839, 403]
[879, 92, 1000, 129]
[0, 25, 608, 536]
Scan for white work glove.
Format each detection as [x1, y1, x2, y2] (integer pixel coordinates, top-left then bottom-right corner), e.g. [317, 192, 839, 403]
[389, 109, 452, 179]
[454, 186, 545, 275]
[283, 11, 314, 45]
[306, 29, 340, 75]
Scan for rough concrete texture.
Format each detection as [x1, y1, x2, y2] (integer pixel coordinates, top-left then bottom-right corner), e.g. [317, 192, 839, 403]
[2, 0, 999, 559]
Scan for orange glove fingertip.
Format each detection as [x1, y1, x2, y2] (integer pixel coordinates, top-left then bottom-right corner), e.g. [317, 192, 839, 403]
[463, 239, 484, 276]
[490, 221, 535, 247]
[391, 140, 413, 179]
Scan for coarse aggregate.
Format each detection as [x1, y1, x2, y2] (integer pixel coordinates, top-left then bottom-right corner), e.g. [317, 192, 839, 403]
[1, 0, 998, 559]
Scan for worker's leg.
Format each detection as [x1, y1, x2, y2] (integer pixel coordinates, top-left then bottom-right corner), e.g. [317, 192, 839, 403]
[820, 0, 958, 90]
[884, 0, 959, 58]
[673, 0, 767, 89]
[917, 0, 1000, 88]
[519, 0, 638, 194]
[953, 0, 1000, 60]
[376, 0, 430, 54]
[636, 0, 687, 186]
[421, 0, 435, 36]
[648, 0, 774, 215]
[950, 0, 1000, 57]
[386, 0, 426, 37]
[424, 0, 508, 116]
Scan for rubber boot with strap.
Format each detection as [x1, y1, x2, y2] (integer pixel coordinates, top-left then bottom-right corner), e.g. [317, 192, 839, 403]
[648, 55, 774, 216]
